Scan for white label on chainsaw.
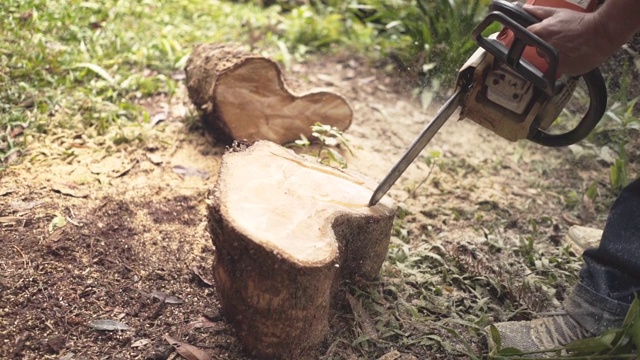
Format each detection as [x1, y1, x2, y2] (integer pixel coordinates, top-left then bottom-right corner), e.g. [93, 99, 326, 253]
[564, 0, 589, 9]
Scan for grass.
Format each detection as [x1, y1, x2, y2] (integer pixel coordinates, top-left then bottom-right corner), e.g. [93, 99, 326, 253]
[0, 0, 376, 167]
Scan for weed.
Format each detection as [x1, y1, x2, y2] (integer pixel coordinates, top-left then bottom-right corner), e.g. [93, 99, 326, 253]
[289, 122, 354, 168]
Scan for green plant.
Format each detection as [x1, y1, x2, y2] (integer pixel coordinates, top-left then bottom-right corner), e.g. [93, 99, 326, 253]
[289, 122, 354, 168]
[324, 0, 491, 88]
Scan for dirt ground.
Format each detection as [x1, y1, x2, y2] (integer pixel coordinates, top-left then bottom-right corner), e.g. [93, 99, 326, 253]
[0, 55, 607, 360]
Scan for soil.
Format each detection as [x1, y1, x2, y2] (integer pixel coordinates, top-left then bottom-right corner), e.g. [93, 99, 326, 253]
[0, 55, 610, 360]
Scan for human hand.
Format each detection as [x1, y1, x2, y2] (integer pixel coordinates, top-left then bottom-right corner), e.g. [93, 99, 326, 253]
[523, 5, 614, 76]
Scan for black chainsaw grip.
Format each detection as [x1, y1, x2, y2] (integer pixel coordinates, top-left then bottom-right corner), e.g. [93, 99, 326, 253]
[528, 69, 608, 147]
[489, 0, 538, 27]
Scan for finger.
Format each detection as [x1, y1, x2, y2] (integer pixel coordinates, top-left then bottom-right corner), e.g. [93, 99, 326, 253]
[522, 4, 558, 20]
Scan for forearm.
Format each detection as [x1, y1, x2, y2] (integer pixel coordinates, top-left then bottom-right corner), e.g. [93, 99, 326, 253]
[595, 0, 640, 53]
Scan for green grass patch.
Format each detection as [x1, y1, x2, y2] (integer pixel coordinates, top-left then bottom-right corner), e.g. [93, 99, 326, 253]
[0, 0, 376, 165]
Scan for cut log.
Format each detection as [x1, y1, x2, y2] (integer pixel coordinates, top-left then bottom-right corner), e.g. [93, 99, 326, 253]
[207, 141, 395, 359]
[185, 44, 353, 145]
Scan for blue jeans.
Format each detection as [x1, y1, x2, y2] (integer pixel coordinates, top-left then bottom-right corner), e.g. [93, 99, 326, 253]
[566, 177, 640, 332]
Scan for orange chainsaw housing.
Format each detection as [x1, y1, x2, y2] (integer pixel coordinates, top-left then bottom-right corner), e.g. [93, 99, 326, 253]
[497, 0, 599, 75]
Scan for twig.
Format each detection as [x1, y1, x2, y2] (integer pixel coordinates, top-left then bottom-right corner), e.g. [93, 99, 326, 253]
[13, 245, 29, 269]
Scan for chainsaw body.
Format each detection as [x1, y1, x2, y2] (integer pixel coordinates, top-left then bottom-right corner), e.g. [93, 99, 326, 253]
[456, 0, 607, 147]
[368, 0, 608, 205]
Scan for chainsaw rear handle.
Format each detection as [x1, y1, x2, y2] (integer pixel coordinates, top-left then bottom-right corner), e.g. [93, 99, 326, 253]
[473, 0, 608, 147]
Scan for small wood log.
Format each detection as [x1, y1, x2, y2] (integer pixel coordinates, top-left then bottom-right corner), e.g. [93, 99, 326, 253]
[207, 141, 395, 359]
[185, 44, 353, 145]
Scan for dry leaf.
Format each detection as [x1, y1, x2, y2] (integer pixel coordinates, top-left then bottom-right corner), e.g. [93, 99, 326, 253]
[164, 334, 212, 360]
[131, 338, 151, 348]
[0, 188, 16, 196]
[151, 112, 168, 126]
[191, 266, 214, 286]
[51, 183, 89, 198]
[377, 350, 401, 360]
[146, 152, 164, 165]
[150, 291, 183, 304]
[172, 165, 210, 179]
[89, 154, 137, 178]
[115, 159, 138, 178]
[186, 316, 218, 331]
[561, 212, 582, 226]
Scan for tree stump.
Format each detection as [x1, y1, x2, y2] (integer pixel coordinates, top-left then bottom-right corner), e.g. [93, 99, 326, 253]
[207, 141, 395, 359]
[185, 44, 353, 145]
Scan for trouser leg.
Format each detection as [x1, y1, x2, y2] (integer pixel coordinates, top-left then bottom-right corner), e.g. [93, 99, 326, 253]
[565, 177, 640, 333]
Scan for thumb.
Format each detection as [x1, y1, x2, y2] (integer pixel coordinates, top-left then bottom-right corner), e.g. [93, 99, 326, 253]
[522, 4, 559, 21]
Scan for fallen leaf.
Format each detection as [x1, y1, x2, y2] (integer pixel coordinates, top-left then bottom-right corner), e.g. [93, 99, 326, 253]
[172, 165, 210, 179]
[10, 126, 24, 138]
[131, 339, 151, 348]
[88, 319, 130, 331]
[89, 154, 137, 178]
[51, 183, 89, 198]
[164, 334, 212, 360]
[562, 212, 582, 226]
[48, 214, 67, 233]
[146, 152, 164, 165]
[191, 266, 214, 286]
[115, 159, 138, 178]
[186, 316, 218, 331]
[0, 188, 15, 196]
[377, 350, 401, 360]
[151, 291, 183, 305]
[151, 112, 168, 126]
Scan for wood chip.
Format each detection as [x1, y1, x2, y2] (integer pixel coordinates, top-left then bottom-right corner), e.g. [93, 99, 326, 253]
[88, 319, 130, 331]
[0, 216, 22, 224]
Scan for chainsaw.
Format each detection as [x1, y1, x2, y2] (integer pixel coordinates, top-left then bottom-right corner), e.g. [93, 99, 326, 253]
[368, 0, 607, 206]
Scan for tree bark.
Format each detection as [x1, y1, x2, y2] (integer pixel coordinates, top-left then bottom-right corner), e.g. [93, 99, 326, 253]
[185, 44, 353, 145]
[207, 141, 395, 359]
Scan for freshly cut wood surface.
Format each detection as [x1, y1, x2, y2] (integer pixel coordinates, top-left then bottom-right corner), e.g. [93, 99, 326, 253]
[185, 43, 352, 145]
[207, 141, 395, 359]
